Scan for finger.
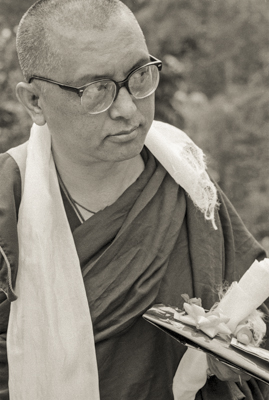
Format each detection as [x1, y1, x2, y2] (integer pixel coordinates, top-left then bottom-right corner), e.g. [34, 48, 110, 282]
[236, 326, 252, 345]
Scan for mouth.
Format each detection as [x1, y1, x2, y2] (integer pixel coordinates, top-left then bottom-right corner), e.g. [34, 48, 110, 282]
[112, 126, 140, 136]
[108, 125, 140, 143]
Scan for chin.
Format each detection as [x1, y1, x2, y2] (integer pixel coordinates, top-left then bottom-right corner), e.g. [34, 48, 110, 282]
[118, 137, 147, 161]
[104, 129, 147, 162]
[113, 144, 145, 163]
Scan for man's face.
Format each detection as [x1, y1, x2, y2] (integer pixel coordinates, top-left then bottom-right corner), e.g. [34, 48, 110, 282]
[38, 15, 155, 166]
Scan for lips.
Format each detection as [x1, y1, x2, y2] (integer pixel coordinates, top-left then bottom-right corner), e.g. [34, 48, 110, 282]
[112, 126, 139, 136]
[107, 125, 141, 143]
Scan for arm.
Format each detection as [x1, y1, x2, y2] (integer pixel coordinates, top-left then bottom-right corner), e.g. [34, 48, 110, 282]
[0, 292, 10, 400]
[206, 184, 269, 396]
[0, 153, 22, 400]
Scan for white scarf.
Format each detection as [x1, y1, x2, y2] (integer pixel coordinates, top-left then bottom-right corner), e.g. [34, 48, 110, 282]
[6, 120, 218, 400]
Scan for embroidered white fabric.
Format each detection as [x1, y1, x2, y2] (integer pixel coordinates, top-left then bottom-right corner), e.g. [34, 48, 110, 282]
[146, 121, 218, 229]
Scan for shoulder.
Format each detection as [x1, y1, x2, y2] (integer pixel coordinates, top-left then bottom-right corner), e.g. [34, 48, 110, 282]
[146, 120, 202, 165]
[0, 140, 29, 197]
[0, 139, 29, 218]
[149, 120, 190, 141]
[0, 151, 22, 210]
[0, 151, 20, 177]
[0, 150, 24, 301]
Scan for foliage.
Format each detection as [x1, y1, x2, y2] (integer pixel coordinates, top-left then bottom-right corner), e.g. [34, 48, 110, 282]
[0, 0, 269, 251]
[125, 0, 269, 248]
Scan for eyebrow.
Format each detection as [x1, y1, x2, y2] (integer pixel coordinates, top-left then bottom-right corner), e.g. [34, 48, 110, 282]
[74, 55, 151, 86]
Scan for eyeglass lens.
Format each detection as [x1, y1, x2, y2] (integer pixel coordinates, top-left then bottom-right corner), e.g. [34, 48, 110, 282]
[81, 64, 160, 114]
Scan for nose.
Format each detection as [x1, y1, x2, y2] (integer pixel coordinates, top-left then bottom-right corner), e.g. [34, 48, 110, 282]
[109, 87, 137, 120]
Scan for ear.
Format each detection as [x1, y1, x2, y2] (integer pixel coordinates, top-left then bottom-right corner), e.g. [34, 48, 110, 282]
[16, 82, 46, 126]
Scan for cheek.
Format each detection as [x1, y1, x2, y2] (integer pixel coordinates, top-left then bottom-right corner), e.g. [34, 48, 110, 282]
[47, 107, 106, 149]
[41, 89, 81, 124]
[42, 103, 87, 144]
[138, 95, 155, 128]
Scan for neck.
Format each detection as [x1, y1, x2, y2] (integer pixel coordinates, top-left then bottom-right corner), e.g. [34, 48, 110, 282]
[53, 152, 145, 213]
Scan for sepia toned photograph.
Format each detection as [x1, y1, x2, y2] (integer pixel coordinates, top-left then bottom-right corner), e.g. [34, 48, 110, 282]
[0, 1, 269, 399]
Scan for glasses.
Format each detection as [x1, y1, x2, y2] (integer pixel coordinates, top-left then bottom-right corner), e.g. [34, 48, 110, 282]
[29, 55, 162, 114]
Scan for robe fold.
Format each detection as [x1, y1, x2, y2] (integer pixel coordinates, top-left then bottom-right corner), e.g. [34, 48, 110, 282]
[0, 146, 268, 400]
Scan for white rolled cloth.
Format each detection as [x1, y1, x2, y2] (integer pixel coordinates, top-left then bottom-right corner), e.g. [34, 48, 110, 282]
[219, 259, 269, 332]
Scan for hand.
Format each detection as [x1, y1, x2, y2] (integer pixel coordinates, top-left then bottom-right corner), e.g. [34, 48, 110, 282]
[207, 354, 251, 383]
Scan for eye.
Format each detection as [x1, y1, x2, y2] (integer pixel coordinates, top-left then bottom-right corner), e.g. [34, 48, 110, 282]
[130, 66, 151, 87]
[128, 64, 159, 99]
[84, 80, 114, 97]
[96, 82, 111, 92]
[82, 80, 116, 112]
[135, 66, 150, 80]
[91, 81, 111, 93]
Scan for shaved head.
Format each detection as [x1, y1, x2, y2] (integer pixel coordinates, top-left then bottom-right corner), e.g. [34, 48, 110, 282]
[16, 0, 143, 82]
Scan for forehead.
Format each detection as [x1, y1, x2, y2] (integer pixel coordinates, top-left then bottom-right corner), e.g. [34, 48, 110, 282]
[48, 14, 149, 84]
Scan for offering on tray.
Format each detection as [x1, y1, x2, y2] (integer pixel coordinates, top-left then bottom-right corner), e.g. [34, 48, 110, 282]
[143, 258, 269, 400]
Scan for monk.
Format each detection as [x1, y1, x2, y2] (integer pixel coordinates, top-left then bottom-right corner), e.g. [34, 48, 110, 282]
[0, 0, 268, 399]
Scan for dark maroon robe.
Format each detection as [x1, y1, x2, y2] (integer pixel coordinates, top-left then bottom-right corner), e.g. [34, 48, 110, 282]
[0, 148, 268, 400]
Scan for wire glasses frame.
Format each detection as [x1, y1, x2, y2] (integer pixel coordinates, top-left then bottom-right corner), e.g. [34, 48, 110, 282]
[28, 55, 162, 114]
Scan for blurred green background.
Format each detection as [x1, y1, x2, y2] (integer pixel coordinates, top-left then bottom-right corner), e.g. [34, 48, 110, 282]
[1, 0, 269, 252]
